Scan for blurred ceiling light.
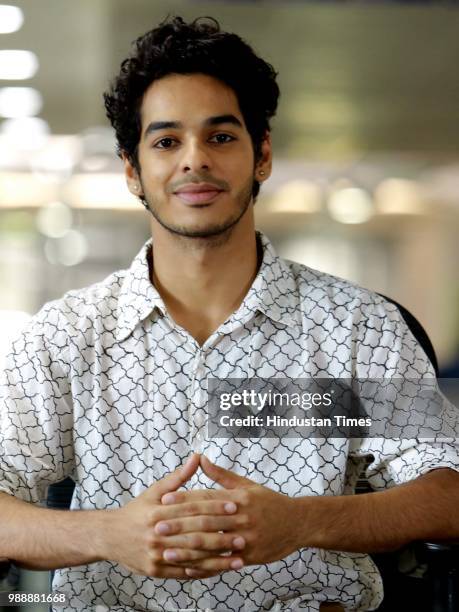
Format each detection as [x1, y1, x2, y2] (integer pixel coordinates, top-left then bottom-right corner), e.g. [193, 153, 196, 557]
[80, 155, 110, 172]
[267, 180, 322, 214]
[36, 201, 73, 238]
[80, 126, 116, 156]
[0, 5, 24, 33]
[0, 87, 42, 118]
[289, 95, 357, 126]
[44, 229, 88, 266]
[327, 187, 373, 224]
[0, 50, 38, 80]
[63, 173, 139, 209]
[0, 116, 50, 150]
[0, 171, 57, 207]
[31, 136, 82, 182]
[374, 178, 426, 215]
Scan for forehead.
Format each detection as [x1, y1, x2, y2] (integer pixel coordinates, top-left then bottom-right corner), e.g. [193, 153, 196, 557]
[139, 73, 244, 127]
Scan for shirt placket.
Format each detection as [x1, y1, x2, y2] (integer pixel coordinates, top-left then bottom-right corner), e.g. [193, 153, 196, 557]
[188, 347, 208, 453]
[188, 345, 210, 606]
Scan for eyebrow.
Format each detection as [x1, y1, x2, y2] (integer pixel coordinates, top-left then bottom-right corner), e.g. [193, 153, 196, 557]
[143, 114, 243, 140]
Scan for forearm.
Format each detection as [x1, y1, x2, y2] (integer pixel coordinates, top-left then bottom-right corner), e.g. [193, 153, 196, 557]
[0, 492, 110, 570]
[295, 468, 459, 553]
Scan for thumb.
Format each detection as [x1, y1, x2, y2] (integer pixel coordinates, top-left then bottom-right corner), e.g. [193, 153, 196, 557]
[149, 454, 200, 501]
[200, 455, 254, 489]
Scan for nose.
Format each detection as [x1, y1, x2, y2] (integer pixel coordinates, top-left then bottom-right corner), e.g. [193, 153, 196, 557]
[181, 139, 212, 173]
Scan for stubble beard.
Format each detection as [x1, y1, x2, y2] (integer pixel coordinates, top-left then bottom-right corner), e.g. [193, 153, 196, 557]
[140, 175, 255, 248]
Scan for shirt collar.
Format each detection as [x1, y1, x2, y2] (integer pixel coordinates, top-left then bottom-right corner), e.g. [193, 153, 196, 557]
[233, 231, 300, 329]
[115, 232, 300, 342]
[115, 239, 165, 342]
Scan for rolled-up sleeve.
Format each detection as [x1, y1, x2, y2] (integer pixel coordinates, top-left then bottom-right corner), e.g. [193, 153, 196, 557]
[0, 307, 74, 503]
[350, 300, 459, 490]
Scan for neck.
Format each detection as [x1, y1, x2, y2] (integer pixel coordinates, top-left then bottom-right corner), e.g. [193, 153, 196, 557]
[149, 218, 259, 344]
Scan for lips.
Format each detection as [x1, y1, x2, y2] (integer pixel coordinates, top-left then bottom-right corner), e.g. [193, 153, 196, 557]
[173, 183, 224, 205]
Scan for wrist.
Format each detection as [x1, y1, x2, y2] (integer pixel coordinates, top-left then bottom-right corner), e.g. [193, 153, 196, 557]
[85, 509, 117, 563]
[292, 495, 329, 550]
[291, 496, 311, 549]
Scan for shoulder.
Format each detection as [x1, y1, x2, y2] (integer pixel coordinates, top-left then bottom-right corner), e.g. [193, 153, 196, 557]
[282, 257, 399, 325]
[281, 258, 434, 374]
[15, 268, 128, 358]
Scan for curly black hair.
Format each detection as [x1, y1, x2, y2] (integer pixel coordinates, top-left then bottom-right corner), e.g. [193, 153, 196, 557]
[103, 16, 280, 200]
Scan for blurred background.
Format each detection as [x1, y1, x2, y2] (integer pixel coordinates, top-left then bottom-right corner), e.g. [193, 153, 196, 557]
[1, 1, 459, 607]
[1, 0, 459, 370]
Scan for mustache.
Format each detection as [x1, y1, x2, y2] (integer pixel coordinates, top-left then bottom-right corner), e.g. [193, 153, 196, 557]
[167, 174, 230, 193]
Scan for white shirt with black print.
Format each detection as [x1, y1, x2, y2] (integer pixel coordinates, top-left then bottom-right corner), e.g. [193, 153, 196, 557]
[1, 232, 458, 612]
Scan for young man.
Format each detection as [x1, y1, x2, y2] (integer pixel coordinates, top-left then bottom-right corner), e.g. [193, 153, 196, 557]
[1, 16, 458, 612]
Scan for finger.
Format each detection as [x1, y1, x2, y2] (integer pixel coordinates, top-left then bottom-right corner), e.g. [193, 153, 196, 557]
[162, 548, 231, 564]
[155, 499, 238, 521]
[184, 569, 219, 579]
[150, 454, 200, 501]
[154, 513, 246, 536]
[155, 565, 221, 580]
[200, 455, 253, 489]
[185, 556, 244, 574]
[156, 531, 245, 552]
[162, 488, 236, 505]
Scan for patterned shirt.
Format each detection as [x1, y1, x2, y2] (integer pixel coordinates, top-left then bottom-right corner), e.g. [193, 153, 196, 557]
[1, 231, 458, 612]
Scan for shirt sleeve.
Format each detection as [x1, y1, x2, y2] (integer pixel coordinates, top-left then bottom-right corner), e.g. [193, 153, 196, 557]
[349, 297, 459, 490]
[0, 305, 75, 503]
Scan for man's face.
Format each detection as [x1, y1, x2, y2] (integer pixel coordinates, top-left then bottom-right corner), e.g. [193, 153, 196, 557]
[125, 73, 270, 240]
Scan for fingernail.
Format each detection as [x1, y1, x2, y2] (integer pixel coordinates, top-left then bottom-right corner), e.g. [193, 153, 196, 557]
[185, 568, 201, 577]
[224, 502, 237, 513]
[230, 558, 244, 570]
[162, 493, 175, 505]
[155, 522, 170, 534]
[232, 536, 245, 549]
[163, 550, 178, 561]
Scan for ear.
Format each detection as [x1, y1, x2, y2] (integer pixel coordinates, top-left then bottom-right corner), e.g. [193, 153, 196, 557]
[122, 152, 144, 197]
[255, 131, 272, 182]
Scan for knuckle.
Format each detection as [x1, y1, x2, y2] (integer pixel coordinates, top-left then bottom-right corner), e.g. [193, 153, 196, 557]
[238, 490, 250, 506]
[186, 502, 198, 515]
[147, 509, 158, 526]
[190, 533, 203, 549]
[238, 513, 250, 528]
[150, 549, 163, 562]
[199, 516, 210, 530]
[147, 561, 159, 577]
[146, 532, 159, 549]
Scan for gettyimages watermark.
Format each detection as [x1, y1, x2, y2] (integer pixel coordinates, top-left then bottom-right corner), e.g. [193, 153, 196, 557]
[207, 378, 459, 439]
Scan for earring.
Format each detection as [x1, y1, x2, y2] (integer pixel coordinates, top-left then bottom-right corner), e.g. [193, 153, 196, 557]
[134, 185, 139, 191]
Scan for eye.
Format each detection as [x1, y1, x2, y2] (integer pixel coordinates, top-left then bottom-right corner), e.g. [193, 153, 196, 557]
[209, 133, 235, 144]
[153, 137, 177, 149]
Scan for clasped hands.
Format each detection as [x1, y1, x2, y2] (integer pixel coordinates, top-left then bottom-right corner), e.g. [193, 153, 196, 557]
[109, 453, 302, 579]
